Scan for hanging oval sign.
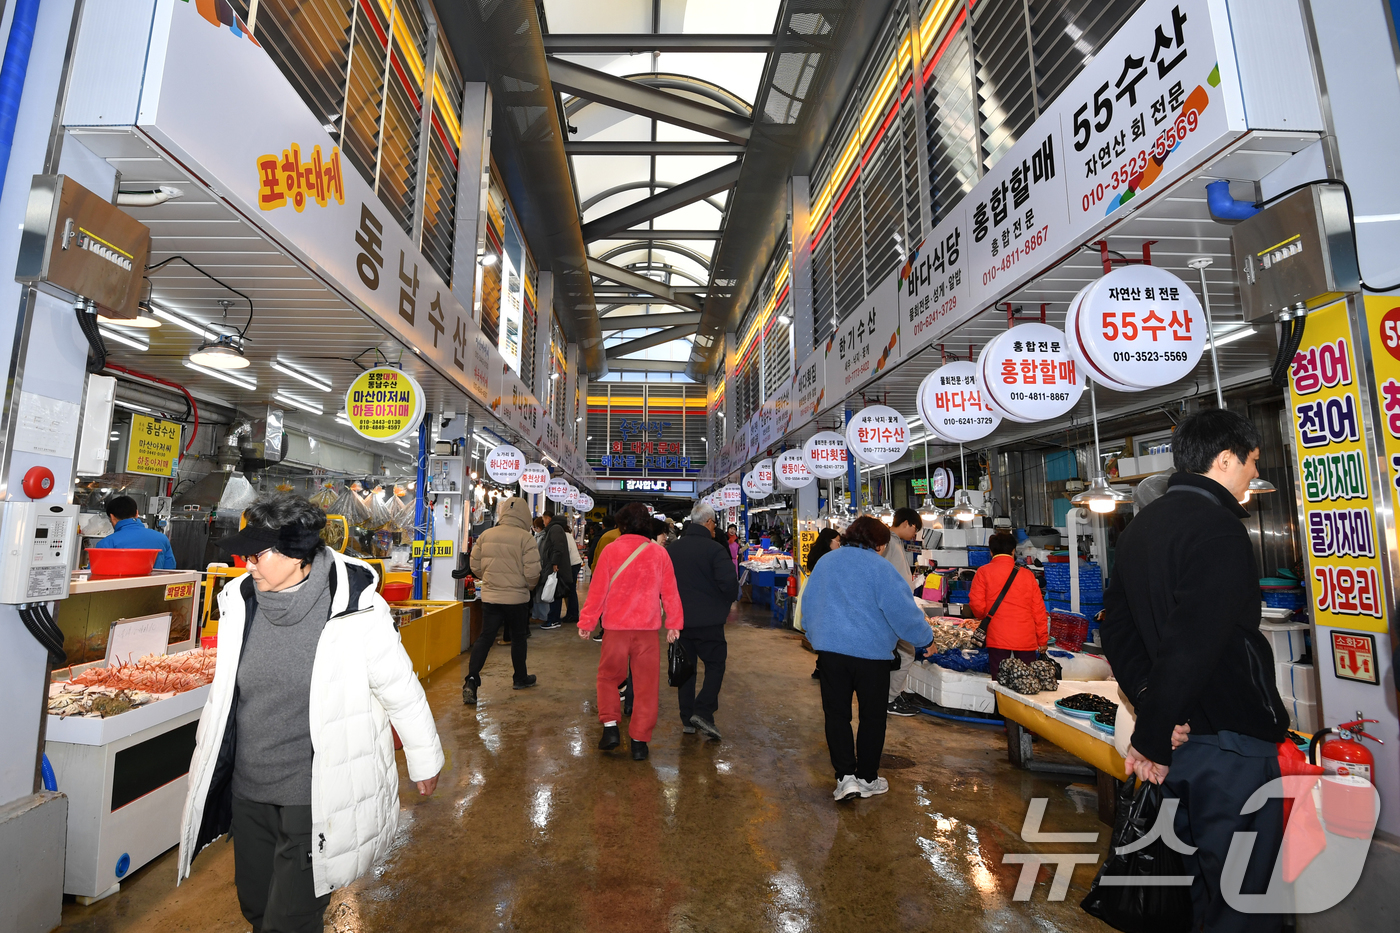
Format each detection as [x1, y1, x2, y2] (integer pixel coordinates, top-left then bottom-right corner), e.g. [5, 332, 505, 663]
[802, 430, 850, 478]
[742, 471, 769, 501]
[344, 367, 425, 443]
[565, 484, 579, 507]
[577, 493, 594, 512]
[484, 444, 525, 484]
[518, 463, 550, 494]
[932, 466, 954, 498]
[1073, 265, 1205, 389]
[845, 405, 909, 465]
[721, 483, 743, 507]
[545, 478, 570, 502]
[1064, 281, 1149, 393]
[753, 458, 774, 494]
[918, 361, 1001, 442]
[980, 322, 1086, 421]
[774, 449, 814, 488]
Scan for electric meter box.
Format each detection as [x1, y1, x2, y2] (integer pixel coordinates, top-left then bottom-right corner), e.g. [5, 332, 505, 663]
[15, 174, 151, 320]
[1232, 184, 1360, 322]
[0, 502, 79, 603]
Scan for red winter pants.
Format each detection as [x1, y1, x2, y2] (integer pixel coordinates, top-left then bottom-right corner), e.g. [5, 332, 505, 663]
[597, 629, 660, 742]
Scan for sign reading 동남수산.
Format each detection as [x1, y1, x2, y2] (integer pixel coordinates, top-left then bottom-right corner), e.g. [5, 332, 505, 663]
[125, 414, 182, 477]
[1286, 301, 1387, 633]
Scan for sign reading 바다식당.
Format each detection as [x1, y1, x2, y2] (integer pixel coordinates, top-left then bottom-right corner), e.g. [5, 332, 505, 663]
[1286, 301, 1386, 632]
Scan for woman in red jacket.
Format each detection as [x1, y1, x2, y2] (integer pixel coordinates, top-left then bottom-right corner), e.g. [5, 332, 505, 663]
[969, 532, 1048, 672]
[578, 502, 684, 760]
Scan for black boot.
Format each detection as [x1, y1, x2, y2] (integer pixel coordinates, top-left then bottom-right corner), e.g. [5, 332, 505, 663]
[631, 740, 649, 761]
[598, 725, 621, 750]
[462, 678, 478, 706]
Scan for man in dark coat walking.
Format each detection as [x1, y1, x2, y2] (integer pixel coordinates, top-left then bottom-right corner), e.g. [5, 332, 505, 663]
[537, 510, 572, 630]
[666, 502, 740, 740]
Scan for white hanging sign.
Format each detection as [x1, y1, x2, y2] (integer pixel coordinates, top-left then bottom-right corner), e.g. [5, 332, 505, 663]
[721, 483, 742, 507]
[753, 458, 774, 494]
[1072, 265, 1206, 388]
[742, 471, 770, 501]
[774, 449, 814, 488]
[979, 323, 1086, 421]
[566, 485, 579, 507]
[919, 361, 1001, 442]
[802, 431, 849, 479]
[899, 213, 970, 357]
[545, 478, 570, 502]
[484, 444, 525, 484]
[518, 463, 550, 494]
[790, 349, 825, 431]
[577, 493, 594, 512]
[845, 405, 909, 465]
[1064, 285, 1148, 393]
[824, 270, 902, 397]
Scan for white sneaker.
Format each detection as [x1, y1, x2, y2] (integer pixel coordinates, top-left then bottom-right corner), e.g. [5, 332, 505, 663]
[857, 776, 889, 797]
[833, 774, 861, 801]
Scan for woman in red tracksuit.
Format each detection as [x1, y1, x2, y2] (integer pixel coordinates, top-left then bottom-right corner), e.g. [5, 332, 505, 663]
[969, 532, 1048, 672]
[578, 502, 684, 761]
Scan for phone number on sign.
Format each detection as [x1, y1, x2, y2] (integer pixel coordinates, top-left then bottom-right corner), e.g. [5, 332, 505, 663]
[1008, 391, 1070, 402]
[1112, 351, 1190, 362]
[981, 225, 1050, 287]
[1080, 110, 1200, 214]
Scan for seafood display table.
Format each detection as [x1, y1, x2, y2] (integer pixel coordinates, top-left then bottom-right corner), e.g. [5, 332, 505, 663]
[45, 684, 211, 901]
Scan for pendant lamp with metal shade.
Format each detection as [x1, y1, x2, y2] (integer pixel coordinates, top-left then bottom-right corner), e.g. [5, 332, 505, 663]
[1189, 257, 1275, 502]
[1070, 382, 1134, 514]
[950, 443, 990, 523]
[189, 333, 250, 369]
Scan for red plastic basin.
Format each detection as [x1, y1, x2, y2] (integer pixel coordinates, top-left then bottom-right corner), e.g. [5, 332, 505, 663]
[381, 581, 413, 602]
[86, 548, 161, 577]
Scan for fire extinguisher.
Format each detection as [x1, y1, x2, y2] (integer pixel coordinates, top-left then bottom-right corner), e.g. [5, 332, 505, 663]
[787, 572, 798, 598]
[1310, 713, 1383, 838]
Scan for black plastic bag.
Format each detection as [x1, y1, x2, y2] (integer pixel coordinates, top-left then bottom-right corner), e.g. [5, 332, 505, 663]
[667, 639, 696, 687]
[1080, 780, 1194, 933]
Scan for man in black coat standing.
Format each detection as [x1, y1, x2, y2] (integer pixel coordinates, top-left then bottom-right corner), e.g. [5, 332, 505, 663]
[667, 502, 740, 740]
[537, 510, 573, 630]
[1103, 409, 1290, 933]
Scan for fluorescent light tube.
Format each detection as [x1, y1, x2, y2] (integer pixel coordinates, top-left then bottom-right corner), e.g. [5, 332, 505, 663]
[270, 358, 332, 392]
[1208, 326, 1254, 350]
[183, 358, 257, 390]
[99, 327, 149, 351]
[274, 392, 324, 415]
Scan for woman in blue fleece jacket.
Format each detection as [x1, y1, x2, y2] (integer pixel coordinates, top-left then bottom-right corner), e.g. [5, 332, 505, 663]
[803, 516, 934, 802]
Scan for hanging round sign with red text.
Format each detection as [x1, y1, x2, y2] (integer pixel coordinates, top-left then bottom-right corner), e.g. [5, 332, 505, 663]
[545, 478, 570, 502]
[1064, 281, 1149, 393]
[753, 458, 774, 494]
[802, 431, 849, 478]
[485, 445, 525, 485]
[518, 463, 550, 494]
[918, 361, 1001, 442]
[1073, 265, 1205, 389]
[721, 483, 742, 507]
[979, 323, 1086, 421]
[845, 405, 909, 465]
[774, 449, 814, 488]
[742, 471, 769, 501]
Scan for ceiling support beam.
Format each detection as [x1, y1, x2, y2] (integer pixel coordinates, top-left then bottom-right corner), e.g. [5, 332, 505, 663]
[581, 161, 742, 242]
[588, 229, 721, 241]
[606, 326, 698, 359]
[547, 58, 752, 143]
[564, 140, 746, 156]
[599, 311, 702, 330]
[601, 358, 691, 373]
[544, 34, 778, 53]
[587, 257, 703, 312]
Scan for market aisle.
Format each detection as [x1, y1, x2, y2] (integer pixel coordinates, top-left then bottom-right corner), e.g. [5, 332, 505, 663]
[60, 598, 1115, 933]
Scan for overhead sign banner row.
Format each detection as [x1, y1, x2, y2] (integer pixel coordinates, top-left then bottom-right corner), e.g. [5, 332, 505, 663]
[134, 3, 593, 488]
[708, 0, 1257, 482]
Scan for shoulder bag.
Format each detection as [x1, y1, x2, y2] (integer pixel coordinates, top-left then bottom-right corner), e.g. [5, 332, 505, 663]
[970, 565, 1019, 650]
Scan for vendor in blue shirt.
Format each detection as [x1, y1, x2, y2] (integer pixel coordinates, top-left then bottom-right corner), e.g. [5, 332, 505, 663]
[94, 495, 176, 569]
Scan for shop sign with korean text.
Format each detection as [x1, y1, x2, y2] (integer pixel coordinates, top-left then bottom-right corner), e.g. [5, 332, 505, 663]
[899, 212, 969, 358]
[1363, 294, 1400, 559]
[775, 449, 814, 488]
[344, 368, 424, 443]
[519, 463, 550, 494]
[845, 405, 909, 465]
[411, 540, 454, 558]
[790, 349, 825, 431]
[825, 271, 900, 397]
[802, 431, 849, 479]
[917, 362, 999, 443]
[1072, 267, 1205, 388]
[135, 3, 539, 435]
[485, 445, 525, 485]
[1287, 301, 1386, 632]
[981, 324, 1086, 421]
[126, 414, 182, 477]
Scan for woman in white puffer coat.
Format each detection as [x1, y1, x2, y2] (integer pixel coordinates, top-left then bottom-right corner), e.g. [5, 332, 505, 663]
[177, 494, 443, 932]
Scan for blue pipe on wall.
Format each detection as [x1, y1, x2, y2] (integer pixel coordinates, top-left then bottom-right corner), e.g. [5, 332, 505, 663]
[0, 0, 41, 197]
[412, 414, 430, 600]
[1205, 179, 1259, 223]
[41, 752, 56, 792]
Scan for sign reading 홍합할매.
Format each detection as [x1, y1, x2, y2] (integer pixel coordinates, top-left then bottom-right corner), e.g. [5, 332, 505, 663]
[125, 414, 182, 477]
[344, 368, 425, 443]
[1286, 301, 1386, 633]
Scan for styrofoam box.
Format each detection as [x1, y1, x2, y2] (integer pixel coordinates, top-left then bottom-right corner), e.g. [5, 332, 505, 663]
[1283, 696, 1318, 734]
[928, 548, 968, 567]
[940, 528, 968, 548]
[1277, 662, 1317, 705]
[906, 662, 996, 714]
[1117, 457, 1137, 476]
[1260, 622, 1310, 663]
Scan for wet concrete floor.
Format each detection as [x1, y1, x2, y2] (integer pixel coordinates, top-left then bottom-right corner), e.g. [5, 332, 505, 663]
[60, 598, 1117, 933]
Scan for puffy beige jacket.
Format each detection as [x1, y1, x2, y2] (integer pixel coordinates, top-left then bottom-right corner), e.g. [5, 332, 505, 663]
[470, 497, 542, 603]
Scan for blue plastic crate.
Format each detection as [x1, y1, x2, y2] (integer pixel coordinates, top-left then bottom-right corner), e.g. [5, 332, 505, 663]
[751, 585, 772, 607]
[948, 591, 970, 604]
[967, 546, 991, 567]
[1263, 589, 1305, 609]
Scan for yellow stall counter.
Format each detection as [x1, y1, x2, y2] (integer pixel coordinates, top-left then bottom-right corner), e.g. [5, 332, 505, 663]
[392, 601, 465, 679]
